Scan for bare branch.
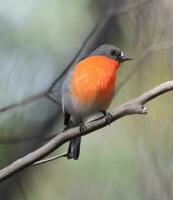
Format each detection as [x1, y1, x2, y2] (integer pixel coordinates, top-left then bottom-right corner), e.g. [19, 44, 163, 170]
[0, 133, 56, 144]
[0, 92, 47, 112]
[110, 0, 151, 16]
[0, 81, 172, 182]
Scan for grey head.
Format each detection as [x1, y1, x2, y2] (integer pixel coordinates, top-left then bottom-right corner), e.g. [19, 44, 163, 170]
[91, 44, 132, 63]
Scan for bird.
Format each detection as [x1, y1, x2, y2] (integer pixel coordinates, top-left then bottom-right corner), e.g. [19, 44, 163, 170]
[61, 44, 132, 160]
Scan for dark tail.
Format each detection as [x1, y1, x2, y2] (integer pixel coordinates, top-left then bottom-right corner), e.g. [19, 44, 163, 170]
[67, 137, 81, 160]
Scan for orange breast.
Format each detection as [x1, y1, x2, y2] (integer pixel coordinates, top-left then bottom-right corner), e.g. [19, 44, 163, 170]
[70, 55, 119, 110]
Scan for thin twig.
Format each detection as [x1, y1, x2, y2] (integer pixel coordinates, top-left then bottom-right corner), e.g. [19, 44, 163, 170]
[0, 81, 172, 182]
[0, 92, 47, 112]
[32, 152, 67, 166]
[0, 133, 57, 144]
[46, 94, 61, 105]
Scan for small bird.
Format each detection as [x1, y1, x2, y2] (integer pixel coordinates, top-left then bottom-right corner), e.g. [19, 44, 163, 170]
[61, 44, 132, 160]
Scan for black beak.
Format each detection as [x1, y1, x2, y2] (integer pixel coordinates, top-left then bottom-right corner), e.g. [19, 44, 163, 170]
[120, 56, 133, 63]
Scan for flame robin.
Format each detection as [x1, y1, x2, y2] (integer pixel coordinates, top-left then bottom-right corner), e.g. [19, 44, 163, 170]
[61, 44, 132, 160]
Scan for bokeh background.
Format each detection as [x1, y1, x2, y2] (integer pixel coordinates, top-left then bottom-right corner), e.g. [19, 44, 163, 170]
[0, 0, 173, 199]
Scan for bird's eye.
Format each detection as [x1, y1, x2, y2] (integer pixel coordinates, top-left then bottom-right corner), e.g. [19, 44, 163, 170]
[110, 50, 116, 56]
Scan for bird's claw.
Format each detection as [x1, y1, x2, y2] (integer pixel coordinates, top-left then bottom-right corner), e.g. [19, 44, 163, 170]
[79, 122, 87, 133]
[101, 111, 113, 125]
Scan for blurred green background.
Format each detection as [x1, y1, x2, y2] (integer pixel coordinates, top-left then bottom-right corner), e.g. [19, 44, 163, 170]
[0, 0, 173, 199]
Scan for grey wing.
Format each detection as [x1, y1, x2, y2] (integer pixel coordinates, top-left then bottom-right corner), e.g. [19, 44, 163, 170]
[61, 72, 72, 114]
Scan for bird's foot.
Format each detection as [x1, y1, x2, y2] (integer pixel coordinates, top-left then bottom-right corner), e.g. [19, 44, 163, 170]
[101, 110, 113, 125]
[79, 122, 87, 133]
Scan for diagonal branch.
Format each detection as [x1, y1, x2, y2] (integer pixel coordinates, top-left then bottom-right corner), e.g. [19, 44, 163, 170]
[0, 80, 172, 183]
[0, 92, 47, 112]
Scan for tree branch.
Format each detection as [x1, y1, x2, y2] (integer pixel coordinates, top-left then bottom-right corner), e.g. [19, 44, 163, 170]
[0, 80, 172, 183]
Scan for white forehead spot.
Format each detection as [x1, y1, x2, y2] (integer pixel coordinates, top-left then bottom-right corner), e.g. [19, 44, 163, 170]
[121, 51, 124, 57]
